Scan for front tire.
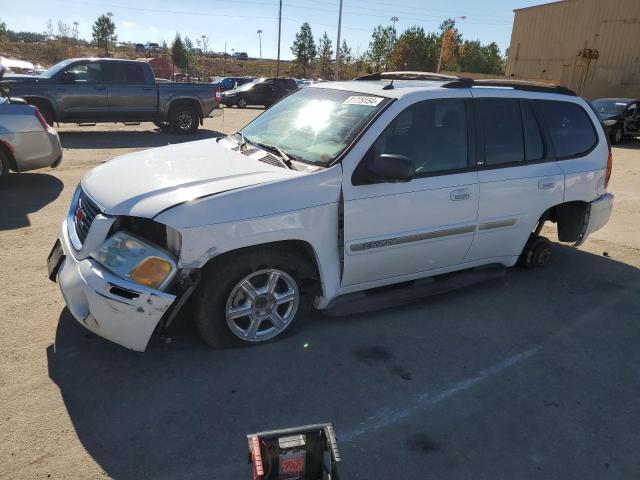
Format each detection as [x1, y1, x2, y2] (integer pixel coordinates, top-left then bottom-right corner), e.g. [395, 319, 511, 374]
[610, 126, 623, 145]
[237, 97, 247, 109]
[0, 149, 10, 180]
[194, 249, 316, 348]
[169, 105, 199, 134]
[154, 120, 171, 131]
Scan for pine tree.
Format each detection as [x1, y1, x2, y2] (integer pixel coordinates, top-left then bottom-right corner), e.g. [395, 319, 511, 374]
[92, 13, 116, 55]
[291, 22, 316, 77]
[317, 32, 333, 78]
[172, 33, 189, 70]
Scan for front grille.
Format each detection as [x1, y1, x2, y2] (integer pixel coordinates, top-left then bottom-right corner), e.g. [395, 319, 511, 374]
[73, 189, 101, 244]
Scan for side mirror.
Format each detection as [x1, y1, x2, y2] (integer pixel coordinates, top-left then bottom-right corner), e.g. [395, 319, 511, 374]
[367, 153, 415, 183]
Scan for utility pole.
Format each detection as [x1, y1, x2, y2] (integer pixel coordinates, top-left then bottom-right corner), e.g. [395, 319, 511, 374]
[334, 0, 343, 80]
[390, 16, 398, 37]
[257, 29, 263, 59]
[276, 0, 282, 77]
[223, 40, 227, 75]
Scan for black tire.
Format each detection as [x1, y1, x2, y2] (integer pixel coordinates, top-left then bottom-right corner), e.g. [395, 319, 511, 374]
[169, 104, 199, 134]
[154, 120, 171, 131]
[31, 100, 55, 126]
[0, 149, 10, 180]
[237, 97, 248, 109]
[194, 248, 317, 349]
[518, 235, 551, 268]
[610, 126, 623, 145]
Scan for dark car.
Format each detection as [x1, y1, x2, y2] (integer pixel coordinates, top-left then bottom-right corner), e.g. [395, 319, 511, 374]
[221, 77, 298, 108]
[592, 98, 640, 144]
[211, 76, 254, 92]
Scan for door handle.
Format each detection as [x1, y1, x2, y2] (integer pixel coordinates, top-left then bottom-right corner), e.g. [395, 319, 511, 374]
[142, 86, 153, 91]
[538, 178, 557, 189]
[450, 189, 471, 201]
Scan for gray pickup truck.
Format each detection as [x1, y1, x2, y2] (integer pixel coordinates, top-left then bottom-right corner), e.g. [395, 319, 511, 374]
[5, 58, 218, 134]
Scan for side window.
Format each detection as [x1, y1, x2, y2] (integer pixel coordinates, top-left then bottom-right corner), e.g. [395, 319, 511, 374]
[64, 62, 103, 83]
[521, 101, 544, 161]
[123, 64, 146, 83]
[102, 62, 126, 83]
[534, 100, 597, 159]
[369, 98, 468, 176]
[479, 98, 524, 166]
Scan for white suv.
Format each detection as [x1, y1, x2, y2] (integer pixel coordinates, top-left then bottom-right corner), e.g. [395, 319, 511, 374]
[47, 72, 614, 351]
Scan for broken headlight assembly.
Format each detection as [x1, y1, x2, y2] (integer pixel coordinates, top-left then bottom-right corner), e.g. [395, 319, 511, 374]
[91, 231, 178, 291]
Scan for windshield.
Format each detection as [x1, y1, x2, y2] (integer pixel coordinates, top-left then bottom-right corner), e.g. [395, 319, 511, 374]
[38, 59, 76, 78]
[239, 87, 390, 165]
[592, 100, 628, 116]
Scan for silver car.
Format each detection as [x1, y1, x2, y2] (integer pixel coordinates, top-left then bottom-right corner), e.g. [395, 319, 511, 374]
[0, 96, 62, 179]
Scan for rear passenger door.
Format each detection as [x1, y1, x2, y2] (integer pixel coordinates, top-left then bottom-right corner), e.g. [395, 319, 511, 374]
[103, 62, 157, 120]
[465, 94, 564, 263]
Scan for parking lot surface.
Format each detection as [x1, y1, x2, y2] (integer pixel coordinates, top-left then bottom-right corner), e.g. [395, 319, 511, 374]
[1, 110, 639, 479]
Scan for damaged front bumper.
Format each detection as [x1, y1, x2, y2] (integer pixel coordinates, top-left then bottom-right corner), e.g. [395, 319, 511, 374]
[55, 219, 176, 351]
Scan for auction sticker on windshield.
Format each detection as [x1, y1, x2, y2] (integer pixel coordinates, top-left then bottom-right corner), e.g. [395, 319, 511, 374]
[343, 96, 384, 106]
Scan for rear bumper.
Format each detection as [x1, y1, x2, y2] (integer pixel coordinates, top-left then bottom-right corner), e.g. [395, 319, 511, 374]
[6, 126, 62, 172]
[56, 219, 176, 351]
[576, 193, 614, 246]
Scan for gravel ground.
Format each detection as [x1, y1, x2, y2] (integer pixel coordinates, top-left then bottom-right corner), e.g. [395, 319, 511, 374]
[1, 111, 639, 479]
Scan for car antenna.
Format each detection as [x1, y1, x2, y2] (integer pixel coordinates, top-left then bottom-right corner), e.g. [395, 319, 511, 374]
[382, 79, 394, 90]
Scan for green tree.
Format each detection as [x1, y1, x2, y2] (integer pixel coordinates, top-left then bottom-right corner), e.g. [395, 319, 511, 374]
[367, 25, 395, 71]
[92, 13, 116, 55]
[172, 33, 189, 70]
[338, 39, 352, 65]
[390, 26, 439, 71]
[317, 31, 333, 78]
[291, 22, 316, 77]
[0, 18, 7, 42]
[458, 41, 504, 74]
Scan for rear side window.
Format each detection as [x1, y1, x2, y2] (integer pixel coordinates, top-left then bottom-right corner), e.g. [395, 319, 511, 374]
[479, 98, 524, 166]
[534, 101, 597, 159]
[123, 64, 146, 83]
[521, 101, 544, 161]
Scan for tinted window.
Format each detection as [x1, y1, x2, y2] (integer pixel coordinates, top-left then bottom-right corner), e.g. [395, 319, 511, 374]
[521, 101, 544, 161]
[102, 62, 126, 83]
[479, 99, 523, 166]
[123, 64, 145, 83]
[371, 99, 468, 176]
[64, 62, 103, 83]
[534, 101, 597, 159]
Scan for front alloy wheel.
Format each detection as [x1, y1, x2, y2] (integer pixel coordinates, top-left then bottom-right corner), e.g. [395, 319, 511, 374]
[237, 98, 247, 108]
[225, 269, 299, 342]
[170, 105, 199, 134]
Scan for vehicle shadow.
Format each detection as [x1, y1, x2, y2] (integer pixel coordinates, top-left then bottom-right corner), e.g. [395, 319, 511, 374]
[46, 244, 640, 479]
[615, 138, 640, 150]
[59, 128, 224, 150]
[0, 172, 64, 230]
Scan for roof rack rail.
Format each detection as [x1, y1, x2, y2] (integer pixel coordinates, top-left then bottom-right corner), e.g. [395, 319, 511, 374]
[355, 71, 460, 81]
[444, 77, 577, 96]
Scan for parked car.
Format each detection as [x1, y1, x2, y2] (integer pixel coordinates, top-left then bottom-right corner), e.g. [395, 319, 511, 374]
[592, 98, 640, 145]
[221, 77, 298, 108]
[0, 57, 36, 76]
[134, 43, 146, 53]
[47, 72, 613, 351]
[0, 68, 62, 179]
[5, 58, 218, 134]
[232, 52, 249, 60]
[211, 76, 254, 92]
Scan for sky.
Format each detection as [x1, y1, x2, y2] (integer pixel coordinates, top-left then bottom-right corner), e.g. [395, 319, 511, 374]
[1, 0, 549, 60]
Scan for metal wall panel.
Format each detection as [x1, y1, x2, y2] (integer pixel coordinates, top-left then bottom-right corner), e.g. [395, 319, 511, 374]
[505, 0, 640, 99]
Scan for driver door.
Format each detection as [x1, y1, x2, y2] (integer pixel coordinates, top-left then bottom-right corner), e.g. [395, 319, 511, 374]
[341, 95, 480, 288]
[54, 60, 108, 120]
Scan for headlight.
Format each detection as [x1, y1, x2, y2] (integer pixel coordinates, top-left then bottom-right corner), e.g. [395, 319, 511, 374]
[603, 119, 618, 127]
[91, 231, 177, 290]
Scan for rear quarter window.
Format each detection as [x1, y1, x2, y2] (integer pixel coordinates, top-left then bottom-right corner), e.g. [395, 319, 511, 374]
[533, 100, 597, 159]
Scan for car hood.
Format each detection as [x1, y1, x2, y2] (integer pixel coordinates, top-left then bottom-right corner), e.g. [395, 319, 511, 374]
[82, 138, 301, 218]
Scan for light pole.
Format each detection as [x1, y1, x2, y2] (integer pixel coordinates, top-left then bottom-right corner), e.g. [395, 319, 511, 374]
[333, 0, 343, 80]
[257, 29, 263, 59]
[276, 0, 282, 76]
[73, 21, 79, 46]
[437, 15, 466, 73]
[390, 16, 398, 38]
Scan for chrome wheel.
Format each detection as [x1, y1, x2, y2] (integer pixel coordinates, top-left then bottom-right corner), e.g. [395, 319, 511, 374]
[225, 269, 299, 342]
[176, 112, 195, 131]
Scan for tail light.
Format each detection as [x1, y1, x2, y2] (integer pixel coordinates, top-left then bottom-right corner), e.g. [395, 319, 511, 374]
[34, 108, 49, 129]
[215, 86, 222, 103]
[605, 143, 613, 189]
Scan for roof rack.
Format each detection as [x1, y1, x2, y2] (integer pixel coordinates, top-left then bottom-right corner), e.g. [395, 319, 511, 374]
[444, 77, 577, 96]
[355, 71, 459, 81]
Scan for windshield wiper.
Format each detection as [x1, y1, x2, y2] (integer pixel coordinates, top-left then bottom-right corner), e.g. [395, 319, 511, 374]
[252, 142, 296, 169]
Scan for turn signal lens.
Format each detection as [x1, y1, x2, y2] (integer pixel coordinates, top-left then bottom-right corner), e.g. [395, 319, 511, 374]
[129, 257, 172, 289]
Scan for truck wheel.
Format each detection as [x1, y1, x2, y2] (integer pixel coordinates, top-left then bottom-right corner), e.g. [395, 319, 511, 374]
[194, 249, 316, 348]
[237, 97, 247, 109]
[610, 126, 623, 145]
[154, 120, 171, 131]
[518, 236, 552, 268]
[0, 149, 10, 180]
[170, 105, 199, 134]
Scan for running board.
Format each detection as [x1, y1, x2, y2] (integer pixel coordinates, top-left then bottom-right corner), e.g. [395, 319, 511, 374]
[324, 265, 507, 317]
